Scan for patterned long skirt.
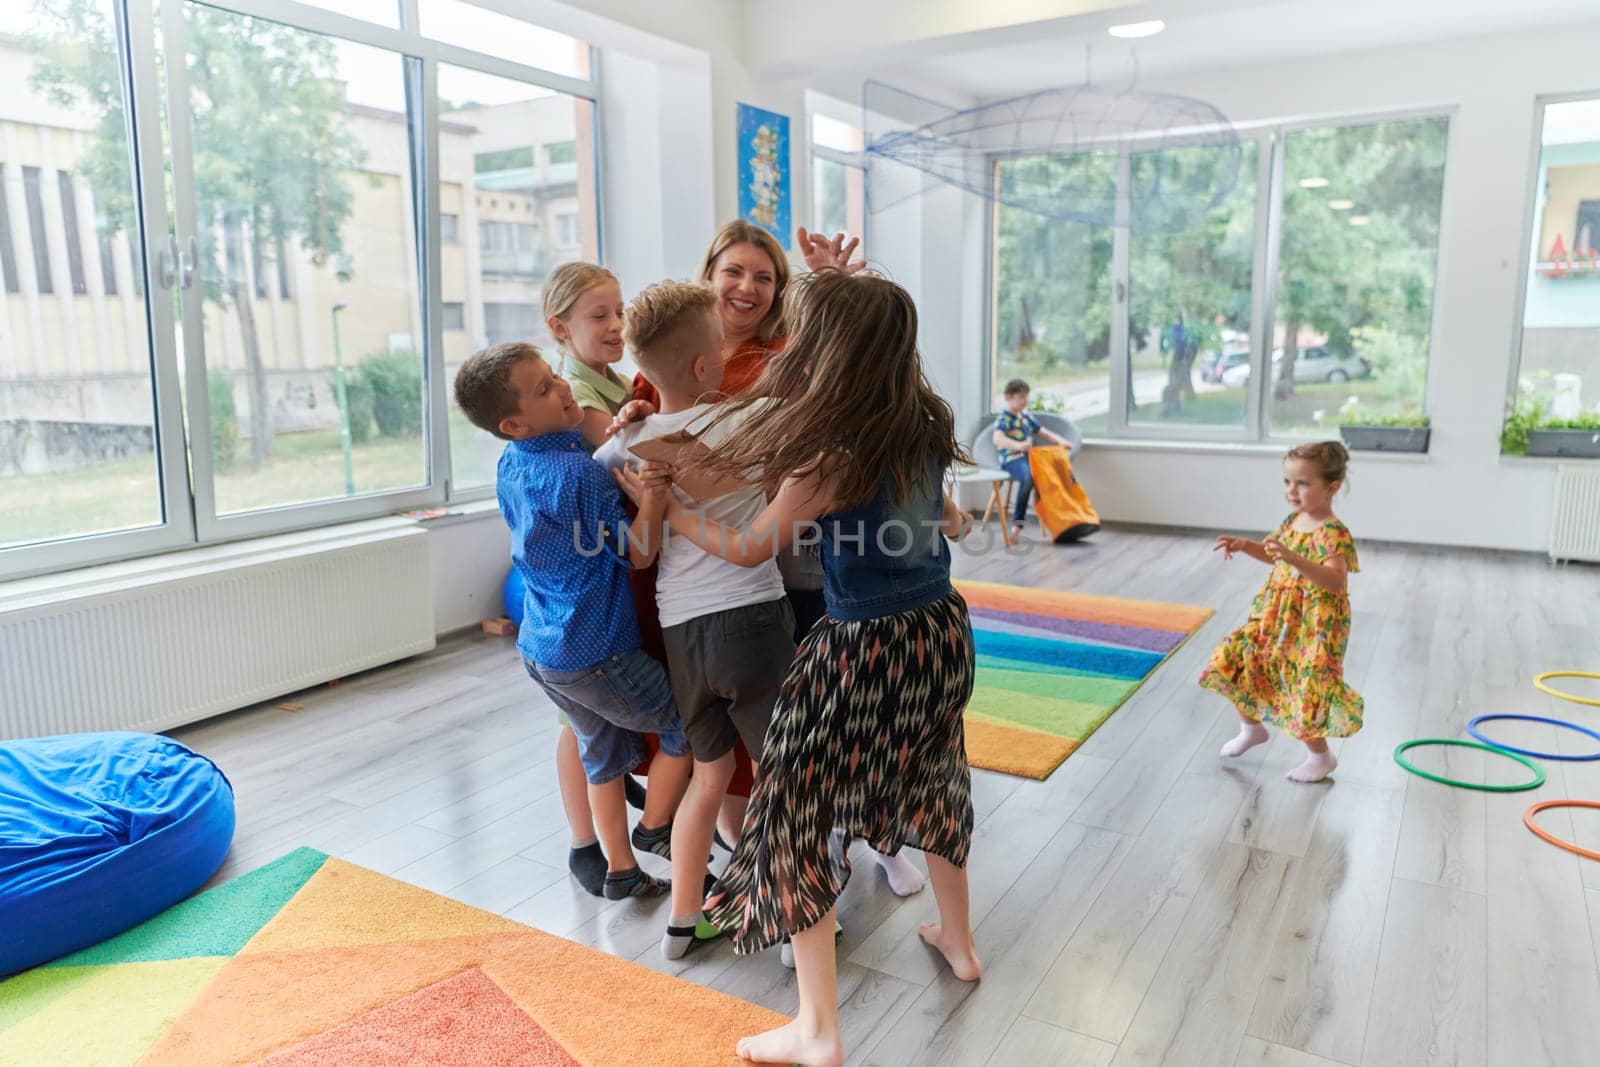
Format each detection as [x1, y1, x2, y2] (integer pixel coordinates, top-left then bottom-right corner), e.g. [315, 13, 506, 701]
[705, 589, 977, 954]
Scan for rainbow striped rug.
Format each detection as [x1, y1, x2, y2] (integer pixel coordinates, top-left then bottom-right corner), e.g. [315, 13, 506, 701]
[0, 848, 783, 1065]
[956, 580, 1213, 779]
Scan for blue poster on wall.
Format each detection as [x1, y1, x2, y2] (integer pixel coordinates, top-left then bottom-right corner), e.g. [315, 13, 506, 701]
[736, 103, 791, 250]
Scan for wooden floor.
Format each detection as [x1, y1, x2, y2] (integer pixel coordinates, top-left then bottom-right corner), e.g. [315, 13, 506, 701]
[176, 523, 1600, 1067]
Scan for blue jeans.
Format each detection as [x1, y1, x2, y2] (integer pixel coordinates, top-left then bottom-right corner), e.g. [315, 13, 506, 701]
[1003, 456, 1034, 524]
[525, 649, 689, 784]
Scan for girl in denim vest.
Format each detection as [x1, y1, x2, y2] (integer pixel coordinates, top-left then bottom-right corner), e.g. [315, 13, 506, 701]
[619, 270, 979, 1067]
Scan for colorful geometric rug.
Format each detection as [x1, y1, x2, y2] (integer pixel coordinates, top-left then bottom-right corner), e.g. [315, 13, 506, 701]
[956, 580, 1213, 779]
[0, 848, 785, 1066]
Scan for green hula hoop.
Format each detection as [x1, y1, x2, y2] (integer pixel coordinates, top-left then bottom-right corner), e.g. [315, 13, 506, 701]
[1393, 738, 1546, 793]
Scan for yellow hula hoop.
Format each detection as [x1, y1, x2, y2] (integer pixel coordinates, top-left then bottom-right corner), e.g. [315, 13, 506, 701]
[1534, 671, 1600, 708]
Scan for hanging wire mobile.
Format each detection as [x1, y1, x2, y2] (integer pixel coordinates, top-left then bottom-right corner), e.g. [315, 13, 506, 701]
[862, 63, 1242, 233]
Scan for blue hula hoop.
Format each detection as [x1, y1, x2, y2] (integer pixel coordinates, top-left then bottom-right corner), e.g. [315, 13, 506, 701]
[1466, 713, 1600, 762]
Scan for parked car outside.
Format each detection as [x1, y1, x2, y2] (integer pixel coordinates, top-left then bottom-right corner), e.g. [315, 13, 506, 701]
[1201, 348, 1249, 383]
[1219, 347, 1372, 387]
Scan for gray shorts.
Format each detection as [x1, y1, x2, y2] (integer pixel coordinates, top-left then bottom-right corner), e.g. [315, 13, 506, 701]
[662, 597, 796, 763]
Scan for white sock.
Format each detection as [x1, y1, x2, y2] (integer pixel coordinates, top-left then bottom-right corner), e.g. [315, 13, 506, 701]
[1287, 751, 1337, 783]
[779, 921, 843, 968]
[1220, 722, 1269, 758]
[873, 849, 926, 896]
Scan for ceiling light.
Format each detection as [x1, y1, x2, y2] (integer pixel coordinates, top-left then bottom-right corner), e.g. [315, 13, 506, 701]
[1108, 20, 1165, 39]
[1298, 177, 1330, 189]
[1349, 215, 1370, 226]
[1328, 199, 1355, 211]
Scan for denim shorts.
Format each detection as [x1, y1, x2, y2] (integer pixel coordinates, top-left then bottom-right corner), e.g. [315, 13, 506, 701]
[525, 649, 689, 784]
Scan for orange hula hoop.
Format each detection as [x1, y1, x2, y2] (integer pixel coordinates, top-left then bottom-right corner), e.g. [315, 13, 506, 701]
[1523, 800, 1600, 861]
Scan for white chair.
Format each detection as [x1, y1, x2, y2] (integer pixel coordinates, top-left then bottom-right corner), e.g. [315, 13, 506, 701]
[950, 421, 1015, 546]
[955, 412, 1085, 546]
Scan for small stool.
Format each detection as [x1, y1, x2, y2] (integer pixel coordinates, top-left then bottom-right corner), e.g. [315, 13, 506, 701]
[948, 465, 1016, 547]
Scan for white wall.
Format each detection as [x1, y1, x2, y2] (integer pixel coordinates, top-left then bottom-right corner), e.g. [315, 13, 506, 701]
[427, 506, 512, 634]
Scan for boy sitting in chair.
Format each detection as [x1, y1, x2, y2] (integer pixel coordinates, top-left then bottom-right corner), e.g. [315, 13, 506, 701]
[993, 379, 1073, 538]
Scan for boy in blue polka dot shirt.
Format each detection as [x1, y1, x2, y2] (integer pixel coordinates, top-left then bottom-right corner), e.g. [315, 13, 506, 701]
[455, 341, 692, 900]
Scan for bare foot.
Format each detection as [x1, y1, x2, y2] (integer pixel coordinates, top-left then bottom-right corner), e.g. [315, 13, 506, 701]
[1287, 751, 1337, 783]
[735, 1018, 843, 1067]
[918, 921, 982, 981]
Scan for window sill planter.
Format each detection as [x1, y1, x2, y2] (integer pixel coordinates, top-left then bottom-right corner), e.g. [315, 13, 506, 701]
[1526, 429, 1600, 458]
[1339, 424, 1430, 453]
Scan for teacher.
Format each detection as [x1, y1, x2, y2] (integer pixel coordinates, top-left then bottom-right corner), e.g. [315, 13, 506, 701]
[631, 221, 861, 409]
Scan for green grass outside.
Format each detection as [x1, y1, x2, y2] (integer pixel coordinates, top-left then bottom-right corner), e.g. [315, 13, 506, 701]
[1076, 378, 1400, 438]
[3, 430, 428, 548]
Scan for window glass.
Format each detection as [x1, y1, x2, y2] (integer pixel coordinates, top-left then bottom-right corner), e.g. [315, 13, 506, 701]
[0, 3, 167, 549]
[438, 63, 599, 490]
[1505, 97, 1600, 453]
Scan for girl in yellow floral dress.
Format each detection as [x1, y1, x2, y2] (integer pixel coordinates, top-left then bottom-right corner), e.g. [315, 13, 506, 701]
[1200, 441, 1363, 783]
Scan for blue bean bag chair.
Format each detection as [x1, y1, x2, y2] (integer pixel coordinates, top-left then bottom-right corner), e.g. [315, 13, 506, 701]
[0, 732, 234, 977]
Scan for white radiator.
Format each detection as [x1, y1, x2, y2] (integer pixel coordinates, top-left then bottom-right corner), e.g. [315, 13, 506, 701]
[1550, 464, 1600, 563]
[0, 521, 435, 739]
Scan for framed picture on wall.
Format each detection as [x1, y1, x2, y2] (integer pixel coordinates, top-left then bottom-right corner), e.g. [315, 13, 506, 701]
[737, 103, 791, 249]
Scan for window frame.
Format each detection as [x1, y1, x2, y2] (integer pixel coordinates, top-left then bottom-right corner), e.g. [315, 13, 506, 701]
[1504, 89, 1600, 445]
[3, 0, 196, 581]
[2, 0, 604, 578]
[164, 0, 603, 537]
[983, 105, 1454, 448]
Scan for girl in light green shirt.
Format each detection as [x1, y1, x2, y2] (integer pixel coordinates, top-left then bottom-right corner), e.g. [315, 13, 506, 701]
[545, 262, 629, 453]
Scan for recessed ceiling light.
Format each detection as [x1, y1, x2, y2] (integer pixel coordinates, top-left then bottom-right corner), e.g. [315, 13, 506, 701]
[1299, 177, 1330, 189]
[1108, 20, 1165, 39]
[1349, 215, 1371, 226]
[1328, 199, 1355, 211]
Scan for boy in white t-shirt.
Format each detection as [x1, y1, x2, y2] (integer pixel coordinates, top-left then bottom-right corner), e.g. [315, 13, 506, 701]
[593, 280, 795, 960]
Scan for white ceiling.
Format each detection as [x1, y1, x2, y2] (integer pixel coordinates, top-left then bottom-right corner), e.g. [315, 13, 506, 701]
[884, 0, 1600, 100]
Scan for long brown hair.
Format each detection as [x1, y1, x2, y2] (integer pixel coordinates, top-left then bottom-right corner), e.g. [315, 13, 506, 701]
[697, 270, 968, 510]
[700, 220, 790, 343]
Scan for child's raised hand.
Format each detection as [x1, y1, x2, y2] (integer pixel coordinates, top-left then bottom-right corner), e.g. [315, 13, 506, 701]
[1263, 538, 1295, 565]
[604, 400, 656, 440]
[797, 227, 866, 275]
[1213, 535, 1245, 559]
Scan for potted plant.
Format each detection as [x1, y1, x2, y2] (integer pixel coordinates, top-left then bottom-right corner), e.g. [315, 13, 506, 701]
[1501, 382, 1600, 457]
[1338, 409, 1431, 453]
[1526, 412, 1600, 458]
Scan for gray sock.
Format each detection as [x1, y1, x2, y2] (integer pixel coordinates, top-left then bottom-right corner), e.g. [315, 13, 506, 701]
[661, 912, 722, 959]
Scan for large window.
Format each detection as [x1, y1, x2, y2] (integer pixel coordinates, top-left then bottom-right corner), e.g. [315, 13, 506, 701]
[1269, 117, 1447, 435]
[990, 113, 1449, 444]
[178, 6, 430, 519]
[0, 0, 602, 578]
[0, 2, 172, 554]
[993, 153, 1115, 429]
[1505, 95, 1600, 454]
[437, 63, 600, 490]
